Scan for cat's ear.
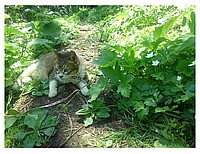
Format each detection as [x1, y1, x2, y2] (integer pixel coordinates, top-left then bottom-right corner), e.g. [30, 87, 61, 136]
[54, 51, 61, 59]
[69, 51, 80, 64]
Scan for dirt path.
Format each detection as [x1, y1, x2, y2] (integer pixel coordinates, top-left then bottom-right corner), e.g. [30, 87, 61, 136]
[14, 23, 129, 148]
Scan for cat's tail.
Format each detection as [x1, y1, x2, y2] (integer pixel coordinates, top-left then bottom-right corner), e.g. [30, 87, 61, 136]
[13, 63, 38, 90]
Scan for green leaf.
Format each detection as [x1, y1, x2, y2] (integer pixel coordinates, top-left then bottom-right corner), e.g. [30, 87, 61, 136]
[134, 101, 144, 112]
[14, 131, 28, 140]
[142, 39, 153, 50]
[138, 107, 149, 119]
[93, 50, 117, 67]
[27, 38, 53, 48]
[84, 117, 93, 127]
[4, 13, 10, 19]
[178, 36, 195, 51]
[189, 11, 195, 35]
[155, 106, 170, 113]
[24, 108, 48, 129]
[96, 110, 110, 119]
[6, 109, 20, 115]
[176, 60, 194, 76]
[88, 84, 104, 102]
[154, 16, 179, 41]
[5, 26, 24, 35]
[101, 67, 121, 83]
[42, 116, 59, 128]
[42, 21, 62, 37]
[75, 108, 90, 116]
[182, 17, 187, 27]
[121, 74, 134, 84]
[152, 37, 168, 50]
[43, 127, 55, 136]
[5, 117, 18, 129]
[117, 83, 132, 97]
[32, 91, 43, 96]
[24, 114, 38, 129]
[144, 98, 156, 107]
[22, 133, 38, 148]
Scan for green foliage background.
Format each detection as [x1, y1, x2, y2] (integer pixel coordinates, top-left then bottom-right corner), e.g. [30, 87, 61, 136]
[5, 5, 195, 148]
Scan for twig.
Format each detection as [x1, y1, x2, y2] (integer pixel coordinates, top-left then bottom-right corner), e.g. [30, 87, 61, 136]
[59, 125, 85, 148]
[38, 89, 80, 108]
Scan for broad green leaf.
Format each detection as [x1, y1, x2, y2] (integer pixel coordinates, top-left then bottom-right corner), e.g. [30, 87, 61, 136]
[93, 50, 117, 67]
[30, 109, 48, 129]
[43, 127, 55, 136]
[5, 117, 18, 129]
[117, 83, 131, 97]
[88, 84, 104, 102]
[4, 13, 10, 19]
[5, 26, 24, 35]
[189, 11, 195, 35]
[178, 36, 195, 51]
[144, 98, 156, 107]
[101, 67, 121, 83]
[75, 108, 90, 116]
[24, 108, 48, 129]
[155, 106, 170, 113]
[182, 17, 187, 27]
[121, 74, 134, 84]
[24, 114, 38, 129]
[14, 131, 28, 140]
[84, 117, 93, 127]
[142, 39, 153, 50]
[138, 107, 149, 119]
[42, 21, 62, 37]
[6, 109, 20, 115]
[27, 38, 53, 47]
[42, 116, 59, 128]
[88, 77, 108, 102]
[22, 133, 38, 148]
[176, 60, 194, 76]
[134, 101, 144, 112]
[152, 37, 168, 50]
[154, 16, 179, 41]
[96, 110, 110, 119]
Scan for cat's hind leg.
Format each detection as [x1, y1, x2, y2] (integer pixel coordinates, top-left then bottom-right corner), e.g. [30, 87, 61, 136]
[13, 63, 37, 90]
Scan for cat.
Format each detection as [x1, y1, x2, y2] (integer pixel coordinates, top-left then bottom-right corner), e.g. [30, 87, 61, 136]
[13, 51, 89, 97]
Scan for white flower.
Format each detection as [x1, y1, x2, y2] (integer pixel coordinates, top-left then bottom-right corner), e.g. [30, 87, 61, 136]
[145, 52, 154, 58]
[152, 60, 159, 66]
[177, 76, 182, 81]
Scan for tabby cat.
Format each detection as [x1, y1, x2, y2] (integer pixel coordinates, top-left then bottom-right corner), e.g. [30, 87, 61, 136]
[13, 51, 89, 97]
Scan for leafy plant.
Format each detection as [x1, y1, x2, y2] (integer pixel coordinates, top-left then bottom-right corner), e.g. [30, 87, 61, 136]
[88, 6, 195, 147]
[5, 108, 59, 148]
[21, 79, 49, 96]
[75, 99, 111, 127]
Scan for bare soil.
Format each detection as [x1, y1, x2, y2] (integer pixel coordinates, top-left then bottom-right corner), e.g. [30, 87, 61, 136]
[13, 23, 130, 148]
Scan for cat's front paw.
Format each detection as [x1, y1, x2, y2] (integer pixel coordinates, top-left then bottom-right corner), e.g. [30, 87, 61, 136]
[81, 86, 89, 96]
[48, 90, 57, 98]
[49, 80, 58, 98]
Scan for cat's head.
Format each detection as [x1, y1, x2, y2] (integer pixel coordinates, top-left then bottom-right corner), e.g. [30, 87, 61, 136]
[54, 51, 80, 81]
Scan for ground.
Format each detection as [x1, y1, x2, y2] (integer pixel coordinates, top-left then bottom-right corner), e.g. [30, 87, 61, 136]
[13, 23, 130, 148]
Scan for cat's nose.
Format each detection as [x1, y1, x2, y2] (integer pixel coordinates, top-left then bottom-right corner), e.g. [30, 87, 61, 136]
[59, 75, 63, 78]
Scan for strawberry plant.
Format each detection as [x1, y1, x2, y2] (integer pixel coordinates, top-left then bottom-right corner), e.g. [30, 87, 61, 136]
[88, 6, 195, 147]
[75, 99, 111, 127]
[5, 108, 59, 148]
